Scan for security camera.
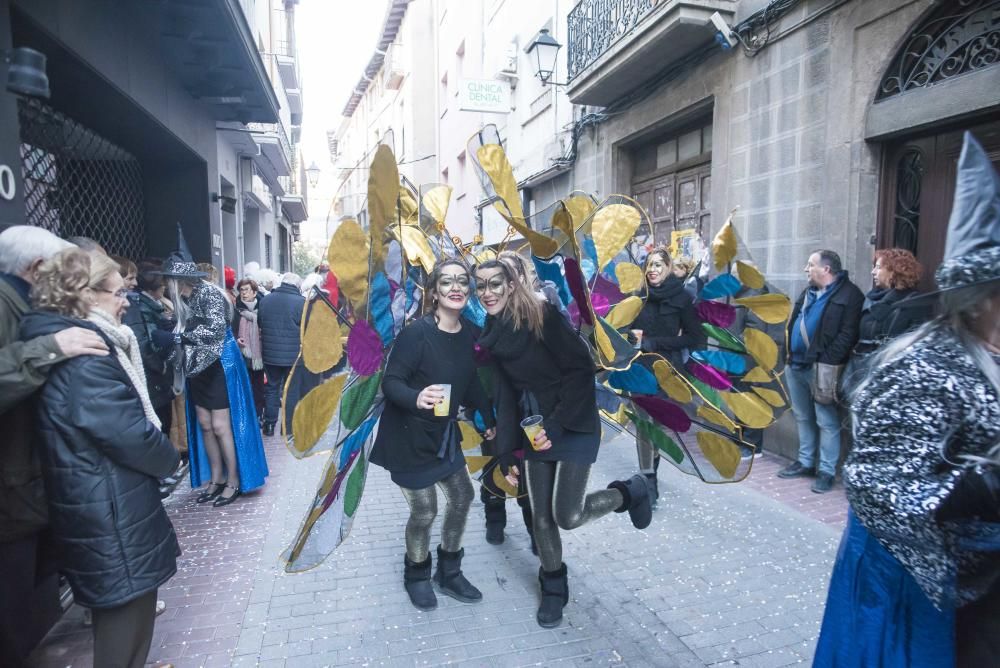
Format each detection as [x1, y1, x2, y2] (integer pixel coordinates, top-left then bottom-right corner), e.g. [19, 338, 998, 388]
[709, 12, 737, 50]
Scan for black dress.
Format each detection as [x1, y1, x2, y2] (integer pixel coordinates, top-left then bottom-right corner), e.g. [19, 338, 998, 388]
[479, 304, 600, 465]
[370, 315, 495, 489]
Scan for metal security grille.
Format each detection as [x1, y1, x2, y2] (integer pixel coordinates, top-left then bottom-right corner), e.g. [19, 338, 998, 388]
[18, 98, 146, 259]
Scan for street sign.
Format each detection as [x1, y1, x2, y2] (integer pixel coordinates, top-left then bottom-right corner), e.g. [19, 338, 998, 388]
[458, 78, 511, 114]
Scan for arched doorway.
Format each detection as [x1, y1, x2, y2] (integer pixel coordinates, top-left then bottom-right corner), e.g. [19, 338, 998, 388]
[870, 0, 1000, 288]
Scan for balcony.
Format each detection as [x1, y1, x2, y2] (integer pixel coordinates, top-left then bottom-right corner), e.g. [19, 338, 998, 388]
[565, 0, 735, 106]
[247, 121, 292, 192]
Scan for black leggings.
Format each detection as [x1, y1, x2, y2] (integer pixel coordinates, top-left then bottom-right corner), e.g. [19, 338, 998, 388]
[399, 468, 474, 562]
[525, 460, 623, 572]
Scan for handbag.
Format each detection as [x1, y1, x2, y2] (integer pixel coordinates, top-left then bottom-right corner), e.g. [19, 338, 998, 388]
[799, 314, 842, 405]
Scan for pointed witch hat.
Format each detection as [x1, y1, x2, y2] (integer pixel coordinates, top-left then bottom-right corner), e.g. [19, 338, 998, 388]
[933, 132, 1000, 293]
[160, 223, 209, 279]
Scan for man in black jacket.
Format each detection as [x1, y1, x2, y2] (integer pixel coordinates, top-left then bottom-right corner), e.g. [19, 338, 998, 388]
[778, 250, 863, 493]
[258, 272, 305, 436]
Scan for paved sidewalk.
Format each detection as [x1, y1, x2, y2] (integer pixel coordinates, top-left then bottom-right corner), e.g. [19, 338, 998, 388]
[29, 430, 846, 668]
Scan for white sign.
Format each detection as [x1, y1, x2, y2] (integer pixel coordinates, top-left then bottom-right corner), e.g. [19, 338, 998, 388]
[458, 79, 511, 114]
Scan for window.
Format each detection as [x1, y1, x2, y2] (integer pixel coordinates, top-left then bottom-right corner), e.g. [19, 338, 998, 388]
[633, 119, 713, 179]
[264, 233, 273, 269]
[441, 166, 449, 184]
[440, 71, 449, 117]
[456, 151, 467, 196]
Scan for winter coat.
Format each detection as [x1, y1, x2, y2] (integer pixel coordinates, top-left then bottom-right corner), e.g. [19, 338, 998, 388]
[844, 325, 1000, 609]
[232, 292, 263, 333]
[123, 292, 175, 408]
[631, 275, 704, 365]
[0, 275, 70, 542]
[258, 283, 305, 367]
[19, 310, 180, 609]
[853, 287, 930, 355]
[788, 273, 864, 366]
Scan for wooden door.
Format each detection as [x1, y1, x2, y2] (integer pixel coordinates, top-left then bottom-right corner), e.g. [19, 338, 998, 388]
[632, 162, 711, 247]
[879, 119, 1000, 290]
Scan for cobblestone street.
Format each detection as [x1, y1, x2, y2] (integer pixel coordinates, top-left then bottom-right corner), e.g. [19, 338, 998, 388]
[29, 429, 847, 668]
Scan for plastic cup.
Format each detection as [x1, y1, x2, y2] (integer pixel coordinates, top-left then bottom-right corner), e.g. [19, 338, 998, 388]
[631, 329, 643, 350]
[520, 415, 545, 450]
[433, 384, 452, 417]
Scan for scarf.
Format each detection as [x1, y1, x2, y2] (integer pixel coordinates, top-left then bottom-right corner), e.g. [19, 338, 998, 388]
[479, 311, 537, 360]
[87, 308, 161, 430]
[237, 299, 264, 370]
[646, 274, 686, 303]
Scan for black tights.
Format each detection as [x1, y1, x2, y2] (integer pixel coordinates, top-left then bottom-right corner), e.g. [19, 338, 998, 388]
[525, 460, 623, 572]
[399, 468, 474, 562]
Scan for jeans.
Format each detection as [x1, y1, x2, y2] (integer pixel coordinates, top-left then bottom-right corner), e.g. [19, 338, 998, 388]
[786, 364, 842, 476]
[263, 364, 291, 425]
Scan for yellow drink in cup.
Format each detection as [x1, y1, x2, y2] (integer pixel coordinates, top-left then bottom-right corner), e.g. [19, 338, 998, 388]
[433, 384, 452, 417]
[520, 415, 545, 450]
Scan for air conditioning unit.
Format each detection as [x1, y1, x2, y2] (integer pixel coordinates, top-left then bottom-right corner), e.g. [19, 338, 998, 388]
[383, 44, 405, 90]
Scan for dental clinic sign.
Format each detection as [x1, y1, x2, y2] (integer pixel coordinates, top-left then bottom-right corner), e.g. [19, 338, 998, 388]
[458, 78, 511, 114]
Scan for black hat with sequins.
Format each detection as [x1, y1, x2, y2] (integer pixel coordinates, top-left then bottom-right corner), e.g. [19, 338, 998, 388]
[935, 132, 1000, 293]
[160, 223, 209, 279]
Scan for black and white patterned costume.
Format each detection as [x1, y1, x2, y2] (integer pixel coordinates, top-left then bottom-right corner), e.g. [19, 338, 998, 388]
[180, 282, 231, 377]
[845, 325, 1000, 608]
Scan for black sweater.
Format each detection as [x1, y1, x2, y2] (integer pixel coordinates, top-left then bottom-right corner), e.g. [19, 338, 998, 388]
[631, 275, 704, 365]
[480, 304, 599, 463]
[370, 315, 494, 487]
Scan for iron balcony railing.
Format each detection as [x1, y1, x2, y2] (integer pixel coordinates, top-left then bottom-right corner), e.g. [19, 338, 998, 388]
[567, 0, 656, 80]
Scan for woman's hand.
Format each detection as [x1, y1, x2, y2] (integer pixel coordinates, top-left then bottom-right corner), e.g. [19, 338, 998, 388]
[484, 427, 496, 440]
[237, 337, 246, 346]
[416, 385, 445, 410]
[505, 464, 520, 488]
[532, 428, 552, 451]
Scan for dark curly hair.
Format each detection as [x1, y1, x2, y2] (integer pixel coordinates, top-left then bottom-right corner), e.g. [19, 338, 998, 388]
[874, 248, 923, 290]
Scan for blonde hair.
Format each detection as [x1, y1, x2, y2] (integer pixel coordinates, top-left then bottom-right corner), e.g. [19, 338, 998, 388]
[197, 262, 219, 284]
[475, 260, 544, 337]
[498, 251, 531, 281]
[32, 248, 120, 318]
[672, 257, 695, 276]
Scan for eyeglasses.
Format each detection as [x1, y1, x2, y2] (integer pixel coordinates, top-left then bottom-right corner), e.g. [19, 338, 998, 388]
[474, 276, 507, 297]
[95, 287, 129, 299]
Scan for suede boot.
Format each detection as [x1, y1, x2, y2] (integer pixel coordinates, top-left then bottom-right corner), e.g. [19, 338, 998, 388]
[537, 563, 569, 628]
[433, 546, 482, 603]
[262, 422, 275, 437]
[482, 489, 507, 545]
[608, 474, 653, 530]
[403, 553, 437, 611]
[645, 472, 659, 508]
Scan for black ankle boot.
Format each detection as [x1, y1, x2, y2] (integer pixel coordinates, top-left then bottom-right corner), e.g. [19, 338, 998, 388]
[537, 563, 569, 628]
[403, 554, 437, 611]
[608, 474, 653, 530]
[433, 546, 482, 603]
[263, 422, 275, 437]
[483, 492, 507, 545]
[645, 472, 659, 508]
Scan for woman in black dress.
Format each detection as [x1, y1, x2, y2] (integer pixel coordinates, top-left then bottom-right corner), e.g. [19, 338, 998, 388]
[370, 259, 496, 611]
[475, 259, 653, 629]
[629, 248, 703, 501]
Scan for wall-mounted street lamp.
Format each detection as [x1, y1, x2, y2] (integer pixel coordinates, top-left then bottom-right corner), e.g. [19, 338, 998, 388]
[526, 29, 568, 86]
[4, 47, 49, 99]
[306, 161, 321, 188]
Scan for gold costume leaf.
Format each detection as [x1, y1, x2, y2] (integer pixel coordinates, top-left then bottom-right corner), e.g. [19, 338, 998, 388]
[302, 303, 343, 373]
[615, 263, 644, 293]
[492, 466, 518, 497]
[397, 187, 419, 225]
[367, 145, 399, 263]
[605, 296, 644, 329]
[696, 404, 736, 433]
[421, 185, 453, 230]
[564, 194, 596, 230]
[398, 226, 436, 273]
[476, 144, 558, 258]
[712, 221, 738, 271]
[459, 422, 481, 451]
[465, 455, 491, 474]
[743, 328, 779, 371]
[591, 203, 641, 271]
[593, 322, 616, 362]
[734, 294, 792, 324]
[697, 431, 741, 479]
[722, 391, 774, 429]
[736, 261, 765, 290]
[292, 375, 347, 455]
[742, 366, 772, 383]
[652, 360, 693, 404]
[752, 386, 786, 407]
[328, 219, 370, 306]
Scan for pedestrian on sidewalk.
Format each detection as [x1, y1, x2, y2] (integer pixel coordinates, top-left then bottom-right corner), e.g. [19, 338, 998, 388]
[233, 278, 266, 423]
[0, 227, 107, 665]
[778, 249, 863, 493]
[21, 248, 179, 668]
[162, 227, 268, 508]
[627, 247, 703, 503]
[814, 132, 1000, 668]
[370, 259, 496, 612]
[258, 272, 305, 436]
[475, 259, 653, 629]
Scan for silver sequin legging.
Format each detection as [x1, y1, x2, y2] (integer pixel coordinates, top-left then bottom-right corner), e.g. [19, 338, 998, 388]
[525, 460, 624, 572]
[636, 431, 659, 474]
[399, 468, 475, 563]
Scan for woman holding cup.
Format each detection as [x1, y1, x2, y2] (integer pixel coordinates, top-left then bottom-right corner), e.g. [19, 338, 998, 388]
[370, 259, 496, 612]
[475, 259, 653, 629]
[629, 247, 703, 503]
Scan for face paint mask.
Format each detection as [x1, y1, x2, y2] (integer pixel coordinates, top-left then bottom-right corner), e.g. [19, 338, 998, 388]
[437, 274, 470, 298]
[475, 276, 507, 297]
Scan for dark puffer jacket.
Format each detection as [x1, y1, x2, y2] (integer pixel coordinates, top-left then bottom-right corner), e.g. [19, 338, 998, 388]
[258, 283, 304, 367]
[122, 292, 175, 408]
[19, 311, 180, 609]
